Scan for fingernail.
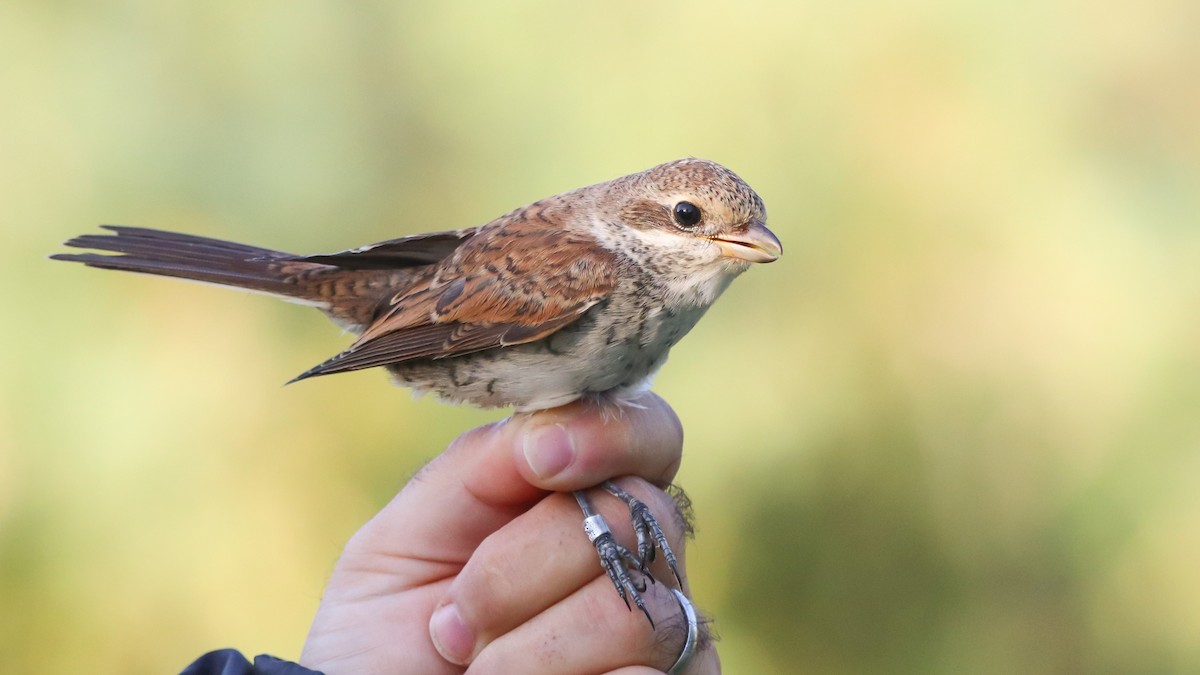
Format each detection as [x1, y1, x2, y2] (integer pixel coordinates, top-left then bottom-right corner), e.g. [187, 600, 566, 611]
[430, 603, 475, 665]
[522, 423, 575, 479]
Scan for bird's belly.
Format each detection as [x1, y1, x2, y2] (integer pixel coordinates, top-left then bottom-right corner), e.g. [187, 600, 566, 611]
[386, 303, 709, 411]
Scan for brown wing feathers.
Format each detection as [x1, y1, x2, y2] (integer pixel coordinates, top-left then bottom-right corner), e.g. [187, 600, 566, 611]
[291, 224, 618, 381]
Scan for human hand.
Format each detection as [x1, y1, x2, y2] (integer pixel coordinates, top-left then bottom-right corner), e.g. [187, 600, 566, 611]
[299, 393, 718, 674]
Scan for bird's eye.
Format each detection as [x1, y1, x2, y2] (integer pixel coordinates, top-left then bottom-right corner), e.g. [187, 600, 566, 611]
[673, 201, 702, 228]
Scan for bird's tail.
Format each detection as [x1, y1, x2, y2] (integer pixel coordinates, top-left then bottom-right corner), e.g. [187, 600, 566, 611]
[51, 225, 320, 302]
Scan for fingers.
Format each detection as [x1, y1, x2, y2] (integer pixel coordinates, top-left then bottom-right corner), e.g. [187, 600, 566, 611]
[470, 573, 719, 674]
[468, 577, 688, 674]
[343, 393, 684, 571]
[510, 392, 684, 491]
[430, 478, 691, 668]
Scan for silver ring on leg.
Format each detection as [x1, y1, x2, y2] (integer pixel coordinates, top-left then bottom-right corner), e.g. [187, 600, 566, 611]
[667, 588, 698, 674]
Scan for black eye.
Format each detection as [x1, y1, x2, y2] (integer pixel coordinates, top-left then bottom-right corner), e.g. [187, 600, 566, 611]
[673, 201, 702, 228]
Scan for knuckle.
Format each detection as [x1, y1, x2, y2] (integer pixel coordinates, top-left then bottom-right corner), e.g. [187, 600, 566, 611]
[445, 421, 502, 457]
[615, 583, 693, 671]
[452, 537, 511, 629]
[635, 393, 683, 446]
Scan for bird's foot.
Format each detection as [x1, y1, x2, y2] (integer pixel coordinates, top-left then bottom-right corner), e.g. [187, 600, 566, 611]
[602, 480, 683, 588]
[581, 511, 655, 628]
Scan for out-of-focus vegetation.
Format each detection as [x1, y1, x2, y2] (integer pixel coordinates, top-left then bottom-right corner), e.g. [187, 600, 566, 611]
[2, 1, 1198, 672]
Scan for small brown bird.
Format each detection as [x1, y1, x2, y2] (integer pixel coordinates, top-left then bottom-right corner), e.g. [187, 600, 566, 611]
[53, 157, 782, 624]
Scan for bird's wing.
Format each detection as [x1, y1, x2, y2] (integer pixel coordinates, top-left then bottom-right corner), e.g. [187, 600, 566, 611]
[294, 228, 477, 269]
[291, 212, 617, 381]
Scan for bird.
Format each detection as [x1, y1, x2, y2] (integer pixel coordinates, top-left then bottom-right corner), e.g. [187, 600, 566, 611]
[52, 157, 782, 625]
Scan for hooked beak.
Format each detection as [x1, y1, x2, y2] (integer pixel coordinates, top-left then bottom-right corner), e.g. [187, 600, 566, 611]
[711, 222, 783, 263]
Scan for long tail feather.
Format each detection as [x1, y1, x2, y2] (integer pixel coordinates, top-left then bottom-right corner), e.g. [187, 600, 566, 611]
[51, 225, 307, 299]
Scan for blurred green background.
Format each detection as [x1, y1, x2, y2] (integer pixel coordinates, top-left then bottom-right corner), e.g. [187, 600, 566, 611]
[3, 0, 1198, 672]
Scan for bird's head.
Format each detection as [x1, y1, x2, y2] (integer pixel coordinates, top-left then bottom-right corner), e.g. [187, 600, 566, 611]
[613, 158, 782, 276]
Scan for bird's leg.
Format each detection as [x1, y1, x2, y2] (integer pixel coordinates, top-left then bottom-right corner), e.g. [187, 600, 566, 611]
[574, 489, 654, 628]
[602, 480, 683, 588]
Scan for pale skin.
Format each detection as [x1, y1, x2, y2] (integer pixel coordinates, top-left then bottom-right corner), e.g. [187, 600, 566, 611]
[300, 393, 720, 674]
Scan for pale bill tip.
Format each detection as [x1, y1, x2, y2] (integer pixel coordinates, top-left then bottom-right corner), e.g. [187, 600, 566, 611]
[712, 223, 782, 263]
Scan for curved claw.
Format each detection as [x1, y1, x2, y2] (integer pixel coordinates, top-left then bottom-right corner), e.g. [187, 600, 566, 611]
[628, 499, 682, 587]
[592, 530, 655, 628]
[602, 481, 684, 589]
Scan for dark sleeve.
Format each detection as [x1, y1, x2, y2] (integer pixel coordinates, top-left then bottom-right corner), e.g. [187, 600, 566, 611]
[180, 649, 324, 675]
